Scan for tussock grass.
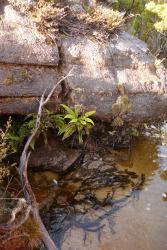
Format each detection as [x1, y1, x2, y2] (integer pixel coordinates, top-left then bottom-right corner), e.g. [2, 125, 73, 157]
[9, 0, 124, 41]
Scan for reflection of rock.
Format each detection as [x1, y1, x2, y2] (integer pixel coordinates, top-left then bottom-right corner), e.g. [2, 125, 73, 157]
[41, 133, 166, 250]
[160, 170, 167, 181]
[29, 135, 81, 172]
[124, 136, 158, 177]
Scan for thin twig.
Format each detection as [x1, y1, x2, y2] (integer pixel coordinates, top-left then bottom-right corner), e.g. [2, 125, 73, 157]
[0, 70, 72, 250]
[19, 70, 73, 250]
[2, 175, 14, 198]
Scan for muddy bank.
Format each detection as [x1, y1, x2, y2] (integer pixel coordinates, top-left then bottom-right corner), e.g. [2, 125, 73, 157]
[0, 3, 167, 123]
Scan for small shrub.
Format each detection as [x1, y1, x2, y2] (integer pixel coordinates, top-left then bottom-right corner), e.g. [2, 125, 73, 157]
[5, 104, 96, 151]
[57, 104, 96, 144]
[82, 5, 124, 31]
[145, 2, 167, 32]
[112, 83, 132, 127]
[0, 117, 12, 160]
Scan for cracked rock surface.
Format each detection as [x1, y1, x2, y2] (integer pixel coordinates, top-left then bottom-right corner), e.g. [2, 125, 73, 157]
[0, 2, 167, 123]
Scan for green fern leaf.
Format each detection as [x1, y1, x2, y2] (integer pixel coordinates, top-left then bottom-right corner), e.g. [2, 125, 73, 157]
[83, 117, 94, 125]
[84, 110, 96, 117]
[61, 104, 75, 115]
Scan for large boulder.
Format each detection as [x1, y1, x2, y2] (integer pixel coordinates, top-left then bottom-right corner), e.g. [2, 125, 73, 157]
[0, 64, 62, 114]
[60, 34, 167, 122]
[0, 5, 61, 114]
[0, 5, 59, 65]
[0, 3, 167, 123]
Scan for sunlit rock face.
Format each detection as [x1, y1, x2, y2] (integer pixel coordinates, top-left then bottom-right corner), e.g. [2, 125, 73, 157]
[0, 3, 167, 123]
[60, 33, 167, 122]
[0, 5, 61, 114]
[0, 5, 59, 65]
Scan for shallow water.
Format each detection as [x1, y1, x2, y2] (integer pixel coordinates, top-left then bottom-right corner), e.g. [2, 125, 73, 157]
[5, 125, 167, 250]
[100, 136, 167, 250]
[45, 127, 167, 250]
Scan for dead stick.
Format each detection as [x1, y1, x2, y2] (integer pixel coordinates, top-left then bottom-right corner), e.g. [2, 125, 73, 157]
[19, 70, 73, 250]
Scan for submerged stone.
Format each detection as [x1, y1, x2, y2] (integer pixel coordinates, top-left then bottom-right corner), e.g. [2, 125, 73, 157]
[29, 136, 81, 172]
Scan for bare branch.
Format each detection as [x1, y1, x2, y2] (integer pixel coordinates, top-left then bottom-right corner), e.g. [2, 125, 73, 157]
[18, 71, 73, 250]
[0, 71, 72, 250]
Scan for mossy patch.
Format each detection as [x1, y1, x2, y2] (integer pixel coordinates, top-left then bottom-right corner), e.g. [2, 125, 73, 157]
[3, 74, 13, 86]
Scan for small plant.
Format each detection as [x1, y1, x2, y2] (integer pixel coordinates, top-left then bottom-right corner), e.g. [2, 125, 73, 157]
[129, 127, 139, 137]
[112, 83, 132, 127]
[57, 104, 96, 144]
[3, 74, 13, 86]
[4, 104, 96, 151]
[6, 116, 37, 152]
[21, 69, 33, 82]
[145, 1, 167, 32]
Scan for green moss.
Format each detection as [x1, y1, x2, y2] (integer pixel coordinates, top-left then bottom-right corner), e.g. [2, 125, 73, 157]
[3, 74, 13, 86]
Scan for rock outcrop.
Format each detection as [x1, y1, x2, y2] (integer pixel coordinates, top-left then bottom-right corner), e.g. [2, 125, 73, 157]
[0, 3, 167, 123]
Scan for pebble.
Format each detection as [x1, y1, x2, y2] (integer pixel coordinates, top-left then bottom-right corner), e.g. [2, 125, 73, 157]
[53, 179, 58, 186]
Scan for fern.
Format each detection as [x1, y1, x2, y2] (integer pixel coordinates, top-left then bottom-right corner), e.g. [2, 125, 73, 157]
[57, 104, 96, 144]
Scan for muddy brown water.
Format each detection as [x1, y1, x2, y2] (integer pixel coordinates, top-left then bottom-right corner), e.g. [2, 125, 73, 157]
[27, 124, 167, 250]
[2, 124, 167, 250]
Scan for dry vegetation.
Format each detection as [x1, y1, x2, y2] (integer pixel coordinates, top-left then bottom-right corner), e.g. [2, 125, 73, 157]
[0, 118, 40, 249]
[0, 217, 40, 250]
[9, 0, 124, 41]
[0, 118, 11, 183]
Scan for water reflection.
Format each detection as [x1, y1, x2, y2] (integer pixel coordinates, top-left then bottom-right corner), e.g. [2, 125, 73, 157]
[160, 170, 167, 181]
[58, 129, 167, 250]
[29, 127, 167, 250]
[117, 136, 158, 178]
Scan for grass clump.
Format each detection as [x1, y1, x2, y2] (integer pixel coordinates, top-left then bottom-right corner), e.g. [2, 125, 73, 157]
[0, 118, 12, 183]
[9, 0, 124, 41]
[81, 5, 124, 32]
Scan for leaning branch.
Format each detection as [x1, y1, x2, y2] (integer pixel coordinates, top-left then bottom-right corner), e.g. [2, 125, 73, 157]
[0, 70, 72, 250]
[19, 70, 72, 250]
